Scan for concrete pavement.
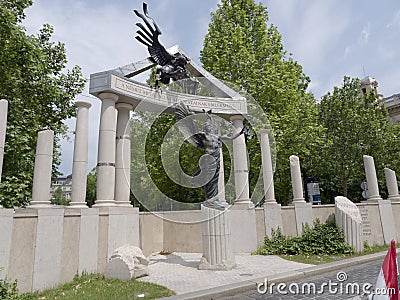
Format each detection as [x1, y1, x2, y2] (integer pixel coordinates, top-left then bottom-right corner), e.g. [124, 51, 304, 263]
[136, 251, 391, 300]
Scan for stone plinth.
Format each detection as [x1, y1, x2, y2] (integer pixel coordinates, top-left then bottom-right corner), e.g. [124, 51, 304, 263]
[384, 168, 400, 203]
[0, 209, 13, 278]
[30, 130, 54, 208]
[263, 202, 283, 237]
[289, 155, 305, 202]
[335, 196, 363, 252]
[70, 101, 91, 208]
[294, 202, 313, 235]
[199, 205, 235, 270]
[377, 199, 397, 244]
[363, 155, 382, 201]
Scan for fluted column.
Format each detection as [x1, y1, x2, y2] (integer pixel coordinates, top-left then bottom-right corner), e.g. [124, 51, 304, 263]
[115, 103, 133, 207]
[384, 168, 400, 202]
[230, 115, 250, 205]
[70, 101, 92, 208]
[94, 93, 118, 207]
[29, 130, 54, 208]
[0, 99, 8, 208]
[363, 155, 382, 201]
[290, 155, 305, 202]
[260, 129, 276, 203]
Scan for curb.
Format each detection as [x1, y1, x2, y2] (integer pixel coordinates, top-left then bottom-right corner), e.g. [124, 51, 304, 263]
[161, 250, 394, 300]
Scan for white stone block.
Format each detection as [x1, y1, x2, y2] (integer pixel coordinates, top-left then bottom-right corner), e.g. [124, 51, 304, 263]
[78, 208, 99, 274]
[378, 199, 397, 244]
[293, 202, 313, 235]
[32, 208, 64, 291]
[0, 209, 13, 279]
[263, 202, 283, 237]
[105, 245, 149, 280]
[228, 205, 257, 253]
[107, 207, 140, 259]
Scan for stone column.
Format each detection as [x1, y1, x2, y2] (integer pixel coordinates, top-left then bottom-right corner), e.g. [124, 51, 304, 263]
[29, 130, 54, 208]
[290, 155, 305, 202]
[363, 155, 382, 201]
[115, 103, 133, 207]
[215, 119, 227, 206]
[260, 129, 276, 203]
[230, 115, 250, 205]
[70, 101, 92, 208]
[384, 168, 400, 202]
[94, 93, 118, 207]
[0, 99, 8, 208]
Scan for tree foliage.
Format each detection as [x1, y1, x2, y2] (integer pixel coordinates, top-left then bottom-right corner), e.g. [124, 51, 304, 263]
[200, 0, 323, 204]
[315, 76, 400, 201]
[0, 0, 86, 207]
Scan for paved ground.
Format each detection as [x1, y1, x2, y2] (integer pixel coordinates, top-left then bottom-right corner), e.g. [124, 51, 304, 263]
[138, 252, 313, 295]
[226, 259, 382, 299]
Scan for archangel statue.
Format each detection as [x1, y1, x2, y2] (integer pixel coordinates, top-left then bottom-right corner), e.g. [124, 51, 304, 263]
[134, 3, 190, 87]
[175, 103, 245, 210]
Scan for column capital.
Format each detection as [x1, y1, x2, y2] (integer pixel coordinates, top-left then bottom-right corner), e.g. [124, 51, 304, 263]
[116, 102, 133, 111]
[99, 92, 119, 102]
[75, 101, 92, 109]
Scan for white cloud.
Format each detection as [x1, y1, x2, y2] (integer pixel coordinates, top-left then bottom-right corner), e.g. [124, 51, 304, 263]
[358, 22, 371, 46]
[386, 9, 400, 28]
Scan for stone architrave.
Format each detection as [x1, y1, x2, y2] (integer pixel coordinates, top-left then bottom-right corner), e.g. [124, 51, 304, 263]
[105, 245, 149, 280]
[335, 196, 363, 253]
[199, 205, 235, 270]
[363, 155, 382, 201]
[115, 103, 133, 207]
[70, 101, 92, 208]
[384, 168, 400, 203]
[289, 155, 305, 202]
[29, 130, 54, 208]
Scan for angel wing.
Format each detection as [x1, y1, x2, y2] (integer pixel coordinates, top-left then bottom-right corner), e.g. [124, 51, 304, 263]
[175, 103, 205, 149]
[134, 3, 175, 66]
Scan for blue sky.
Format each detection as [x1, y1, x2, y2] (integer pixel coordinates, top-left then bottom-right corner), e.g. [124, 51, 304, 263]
[23, 0, 400, 175]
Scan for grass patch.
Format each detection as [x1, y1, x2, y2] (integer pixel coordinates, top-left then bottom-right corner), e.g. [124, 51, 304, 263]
[278, 243, 396, 265]
[19, 273, 174, 300]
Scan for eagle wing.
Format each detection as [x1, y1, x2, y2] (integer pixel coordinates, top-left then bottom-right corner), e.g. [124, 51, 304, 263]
[175, 103, 204, 149]
[134, 3, 174, 66]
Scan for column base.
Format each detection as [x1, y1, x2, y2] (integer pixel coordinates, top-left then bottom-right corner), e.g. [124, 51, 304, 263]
[93, 200, 116, 207]
[115, 201, 133, 207]
[366, 196, 382, 203]
[198, 256, 235, 271]
[232, 199, 254, 209]
[292, 198, 306, 203]
[389, 196, 400, 203]
[28, 201, 52, 208]
[68, 202, 88, 208]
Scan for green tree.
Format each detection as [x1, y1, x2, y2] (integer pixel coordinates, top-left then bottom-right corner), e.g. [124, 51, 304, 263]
[0, 0, 86, 207]
[316, 76, 400, 201]
[51, 186, 69, 206]
[200, 0, 323, 204]
[85, 167, 96, 207]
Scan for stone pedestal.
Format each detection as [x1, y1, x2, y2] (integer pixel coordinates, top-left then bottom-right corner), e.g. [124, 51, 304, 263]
[289, 155, 305, 202]
[30, 130, 54, 208]
[0, 209, 13, 278]
[335, 196, 363, 253]
[294, 202, 313, 235]
[229, 204, 258, 253]
[115, 103, 133, 207]
[70, 101, 91, 208]
[384, 168, 400, 203]
[263, 202, 283, 237]
[363, 155, 382, 201]
[94, 93, 118, 207]
[199, 205, 235, 270]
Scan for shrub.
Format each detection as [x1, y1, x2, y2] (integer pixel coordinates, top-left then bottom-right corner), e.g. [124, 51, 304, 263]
[0, 271, 19, 300]
[255, 219, 354, 256]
